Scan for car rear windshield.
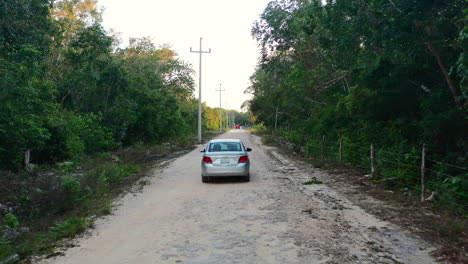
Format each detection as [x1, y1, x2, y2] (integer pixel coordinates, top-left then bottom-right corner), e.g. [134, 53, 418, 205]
[209, 142, 242, 152]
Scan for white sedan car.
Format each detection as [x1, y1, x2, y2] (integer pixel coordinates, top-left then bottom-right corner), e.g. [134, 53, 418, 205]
[200, 139, 252, 182]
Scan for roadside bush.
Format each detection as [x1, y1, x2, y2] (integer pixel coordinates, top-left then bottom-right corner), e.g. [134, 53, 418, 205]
[434, 175, 468, 214]
[0, 240, 13, 260]
[4, 213, 19, 229]
[251, 124, 268, 135]
[48, 217, 88, 241]
[80, 160, 140, 196]
[261, 135, 277, 145]
[16, 217, 90, 257]
[39, 111, 117, 162]
[60, 176, 82, 211]
[0, 214, 18, 259]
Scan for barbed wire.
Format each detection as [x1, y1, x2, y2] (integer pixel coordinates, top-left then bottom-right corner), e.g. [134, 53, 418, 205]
[320, 138, 467, 178]
[431, 184, 468, 199]
[425, 168, 468, 184]
[428, 159, 468, 172]
[375, 148, 419, 159]
[321, 137, 466, 172]
[296, 135, 468, 203]
[346, 149, 371, 159]
[374, 167, 422, 182]
[374, 175, 468, 201]
[377, 158, 421, 170]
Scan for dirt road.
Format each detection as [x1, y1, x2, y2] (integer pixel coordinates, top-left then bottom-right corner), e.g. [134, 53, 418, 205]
[39, 130, 437, 264]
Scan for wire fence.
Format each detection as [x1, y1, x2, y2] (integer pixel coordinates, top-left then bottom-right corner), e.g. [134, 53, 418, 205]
[280, 133, 468, 212]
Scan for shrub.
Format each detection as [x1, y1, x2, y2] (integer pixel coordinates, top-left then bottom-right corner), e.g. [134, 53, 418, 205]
[48, 217, 88, 241]
[42, 111, 118, 162]
[60, 176, 82, 211]
[0, 240, 13, 260]
[4, 214, 19, 229]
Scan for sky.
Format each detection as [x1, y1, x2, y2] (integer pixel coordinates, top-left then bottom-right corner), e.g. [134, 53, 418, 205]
[97, 0, 272, 111]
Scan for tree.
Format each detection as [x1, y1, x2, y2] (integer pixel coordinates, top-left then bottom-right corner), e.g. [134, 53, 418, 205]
[248, 0, 467, 197]
[0, 0, 55, 168]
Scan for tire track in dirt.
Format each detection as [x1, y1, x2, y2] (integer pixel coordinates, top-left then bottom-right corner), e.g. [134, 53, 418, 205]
[36, 130, 436, 264]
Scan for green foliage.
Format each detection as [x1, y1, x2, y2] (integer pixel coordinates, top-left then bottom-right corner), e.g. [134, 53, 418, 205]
[439, 219, 466, 239]
[0, 47, 56, 168]
[249, 0, 467, 212]
[0, 0, 52, 55]
[48, 217, 88, 241]
[15, 217, 90, 257]
[0, 0, 205, 259]
[81, 161, 140, 196]
[101, 201, 112, 215]
[44, 111, 117, 161]
[303, 178, 323, 185]
[0, 240, 13, 261]
[60, 176, 82, 211]
[4, 213, 19, 229]
[0, 1, 208, 260]
[1, 7, 198, 169]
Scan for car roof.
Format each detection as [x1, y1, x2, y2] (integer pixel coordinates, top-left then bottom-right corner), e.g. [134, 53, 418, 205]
[208, 139, 242, 143]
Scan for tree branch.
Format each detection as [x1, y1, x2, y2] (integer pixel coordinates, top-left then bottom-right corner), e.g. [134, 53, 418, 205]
[305, 97, 326, 105]
[424, 40, 468, 127]
[387, 0, 402, 13]
[60, 90, 71, 109]
[318, 72, 350, 90]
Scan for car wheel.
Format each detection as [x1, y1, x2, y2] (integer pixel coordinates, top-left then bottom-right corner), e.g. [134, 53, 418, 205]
[244, 174, 250, 182]
[202, 176, 209, 183]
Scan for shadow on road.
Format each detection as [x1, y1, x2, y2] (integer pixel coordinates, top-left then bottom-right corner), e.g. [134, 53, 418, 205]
[204, 176, 250, 184]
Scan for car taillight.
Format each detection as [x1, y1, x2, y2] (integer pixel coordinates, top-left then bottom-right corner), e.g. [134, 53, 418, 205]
[203, 156, 212, 163]
[238, 156, 249, 163]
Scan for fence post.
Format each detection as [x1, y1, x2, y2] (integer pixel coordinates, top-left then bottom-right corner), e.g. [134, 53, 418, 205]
[339, 138, 342, 163]
[370, 144, 375, 177]
[421, 143, 426, 202]
[24, 149, 31, 172]
[321, 135, 325, 162]
[274, 107, 278, 133]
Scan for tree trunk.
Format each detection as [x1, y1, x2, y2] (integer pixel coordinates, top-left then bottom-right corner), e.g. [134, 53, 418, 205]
[425, 41, 467, 125]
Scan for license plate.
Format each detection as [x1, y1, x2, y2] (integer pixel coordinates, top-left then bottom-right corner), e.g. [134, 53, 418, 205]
[220, 158, 230, 164]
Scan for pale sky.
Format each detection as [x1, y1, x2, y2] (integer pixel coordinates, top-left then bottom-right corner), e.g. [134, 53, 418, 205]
[98, 0, 272, 111]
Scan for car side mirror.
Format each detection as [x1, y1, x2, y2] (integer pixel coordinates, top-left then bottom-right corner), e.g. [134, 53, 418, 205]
[246, 148, 252, 152]
[200, 149, 206, 153]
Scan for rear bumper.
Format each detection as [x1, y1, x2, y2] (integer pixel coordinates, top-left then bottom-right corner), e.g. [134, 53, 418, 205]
[202, 162, 250, 177]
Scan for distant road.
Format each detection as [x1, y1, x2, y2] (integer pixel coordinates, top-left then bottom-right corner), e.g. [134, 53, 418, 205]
[39, 129, 436, 264]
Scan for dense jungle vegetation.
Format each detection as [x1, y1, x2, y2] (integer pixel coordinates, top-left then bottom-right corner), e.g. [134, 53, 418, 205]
[0, 0, 251, 170]
[0, 0, 199, 170]
[248, 0, 467, 212]
[0, 0, 251, 259]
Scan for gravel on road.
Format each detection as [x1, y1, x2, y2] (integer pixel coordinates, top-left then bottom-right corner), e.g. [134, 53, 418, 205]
[37, 130, 437, 264]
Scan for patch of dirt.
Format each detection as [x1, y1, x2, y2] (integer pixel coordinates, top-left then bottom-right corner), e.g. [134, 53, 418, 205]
[328, 166, 468, 263]
[260, 135, 468, 264]
[37, 130, 439, 264]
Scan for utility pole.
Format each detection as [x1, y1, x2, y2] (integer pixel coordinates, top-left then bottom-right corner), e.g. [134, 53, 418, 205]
[232, 111, 235, 128]
[190, 38, 211, 143]
[226, 96, 229, 129]
[216, 84, 225, 132]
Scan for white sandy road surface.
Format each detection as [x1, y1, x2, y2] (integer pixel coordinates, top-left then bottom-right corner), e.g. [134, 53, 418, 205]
[38, 130, 437, 264]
